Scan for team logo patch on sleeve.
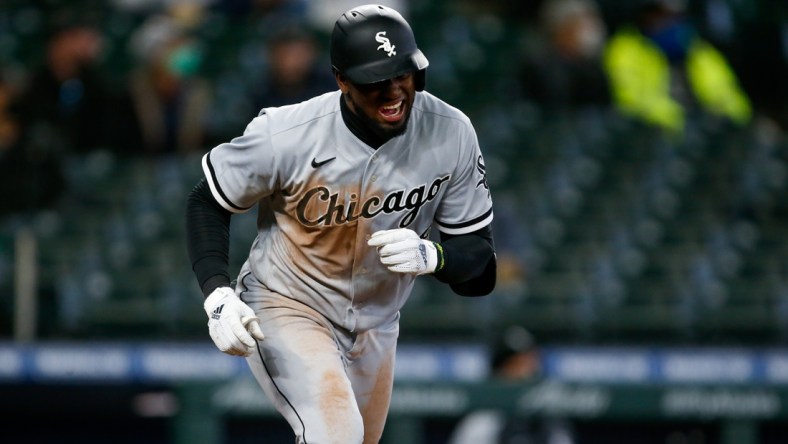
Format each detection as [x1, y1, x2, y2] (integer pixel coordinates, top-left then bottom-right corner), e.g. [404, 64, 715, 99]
[476, 155, 490, 197]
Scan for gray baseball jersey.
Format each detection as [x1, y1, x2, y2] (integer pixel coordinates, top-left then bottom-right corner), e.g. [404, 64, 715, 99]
[202, 89, 493, 443]
[202, 89, 493, 332]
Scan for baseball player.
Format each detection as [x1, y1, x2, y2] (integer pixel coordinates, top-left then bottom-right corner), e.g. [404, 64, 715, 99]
[185, 4, 497, 443]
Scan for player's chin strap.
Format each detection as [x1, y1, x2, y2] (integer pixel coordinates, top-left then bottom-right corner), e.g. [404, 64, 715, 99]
[368, 228, 443, 275]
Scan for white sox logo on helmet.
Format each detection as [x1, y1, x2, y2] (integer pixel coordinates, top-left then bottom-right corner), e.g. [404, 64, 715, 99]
[375, 31, 396, 57]
[296, 175, 451, 228]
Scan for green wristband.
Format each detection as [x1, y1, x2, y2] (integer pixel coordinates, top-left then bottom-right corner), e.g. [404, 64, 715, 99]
[434, 242, 445, 272]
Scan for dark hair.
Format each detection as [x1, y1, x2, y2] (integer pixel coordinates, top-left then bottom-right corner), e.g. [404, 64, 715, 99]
[268, 23, 317, 48]
[45, 5, 103, 41]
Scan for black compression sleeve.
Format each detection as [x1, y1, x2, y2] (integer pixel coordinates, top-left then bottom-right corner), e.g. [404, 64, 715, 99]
[433, 225, 497, 296]
[186, 178, 232, 297]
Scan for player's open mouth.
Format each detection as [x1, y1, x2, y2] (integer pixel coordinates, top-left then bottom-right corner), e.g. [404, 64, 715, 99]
[378, 100, 404, 122]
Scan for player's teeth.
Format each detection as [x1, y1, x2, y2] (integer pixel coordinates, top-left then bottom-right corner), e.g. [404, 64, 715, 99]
[382, 101, 402, 112]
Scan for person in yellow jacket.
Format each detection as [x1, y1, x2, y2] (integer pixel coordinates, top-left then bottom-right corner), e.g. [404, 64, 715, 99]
[603, 0, 751, 135]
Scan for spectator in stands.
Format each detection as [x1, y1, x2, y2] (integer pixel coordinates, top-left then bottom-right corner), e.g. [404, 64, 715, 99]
[518, 0, 611, 115]
[2, 17, 134, 214]
[0, 74, 19, 155]
[212, 0, 308, 20]
[127, 10, 215, 155]
[0, 73, 23, 217]
[14, 19, 111, 154]
[305, 0, 409, 33]
[602, 0, 752, 136]
[448, 325, 576, 444]
[252, 23, 336, 110]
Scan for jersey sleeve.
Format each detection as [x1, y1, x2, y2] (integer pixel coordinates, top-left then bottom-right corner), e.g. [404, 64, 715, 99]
[201, 113, 277, 213]
[435, 122, 494, 235]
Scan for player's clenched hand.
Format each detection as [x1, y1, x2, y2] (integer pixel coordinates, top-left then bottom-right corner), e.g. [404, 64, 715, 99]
[203, 287, 265, 357]
[368, 228, 442, 275]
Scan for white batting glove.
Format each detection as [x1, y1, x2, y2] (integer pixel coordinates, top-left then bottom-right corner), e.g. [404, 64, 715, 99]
[203, 287, 265, 357]
[368, 228, 441, 275]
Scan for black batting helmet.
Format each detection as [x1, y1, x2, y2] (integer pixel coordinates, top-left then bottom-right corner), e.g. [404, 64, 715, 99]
[330, 4, 429, 91]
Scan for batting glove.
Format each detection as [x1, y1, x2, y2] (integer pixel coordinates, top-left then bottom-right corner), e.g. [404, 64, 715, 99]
[368, 228, 443, 275]
[203, 287, 265, 357]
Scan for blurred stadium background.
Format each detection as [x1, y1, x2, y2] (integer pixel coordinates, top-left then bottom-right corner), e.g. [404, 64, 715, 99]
[1, 0, 788, 443]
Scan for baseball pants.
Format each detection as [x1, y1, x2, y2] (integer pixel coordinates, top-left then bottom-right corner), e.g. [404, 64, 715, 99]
[237, 268, 399, 444]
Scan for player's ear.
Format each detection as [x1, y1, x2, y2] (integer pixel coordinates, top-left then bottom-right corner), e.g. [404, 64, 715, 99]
[334, 70, 350, 93]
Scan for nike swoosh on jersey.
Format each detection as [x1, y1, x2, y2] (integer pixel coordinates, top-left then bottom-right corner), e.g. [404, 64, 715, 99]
[311, 157, 337, 168]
